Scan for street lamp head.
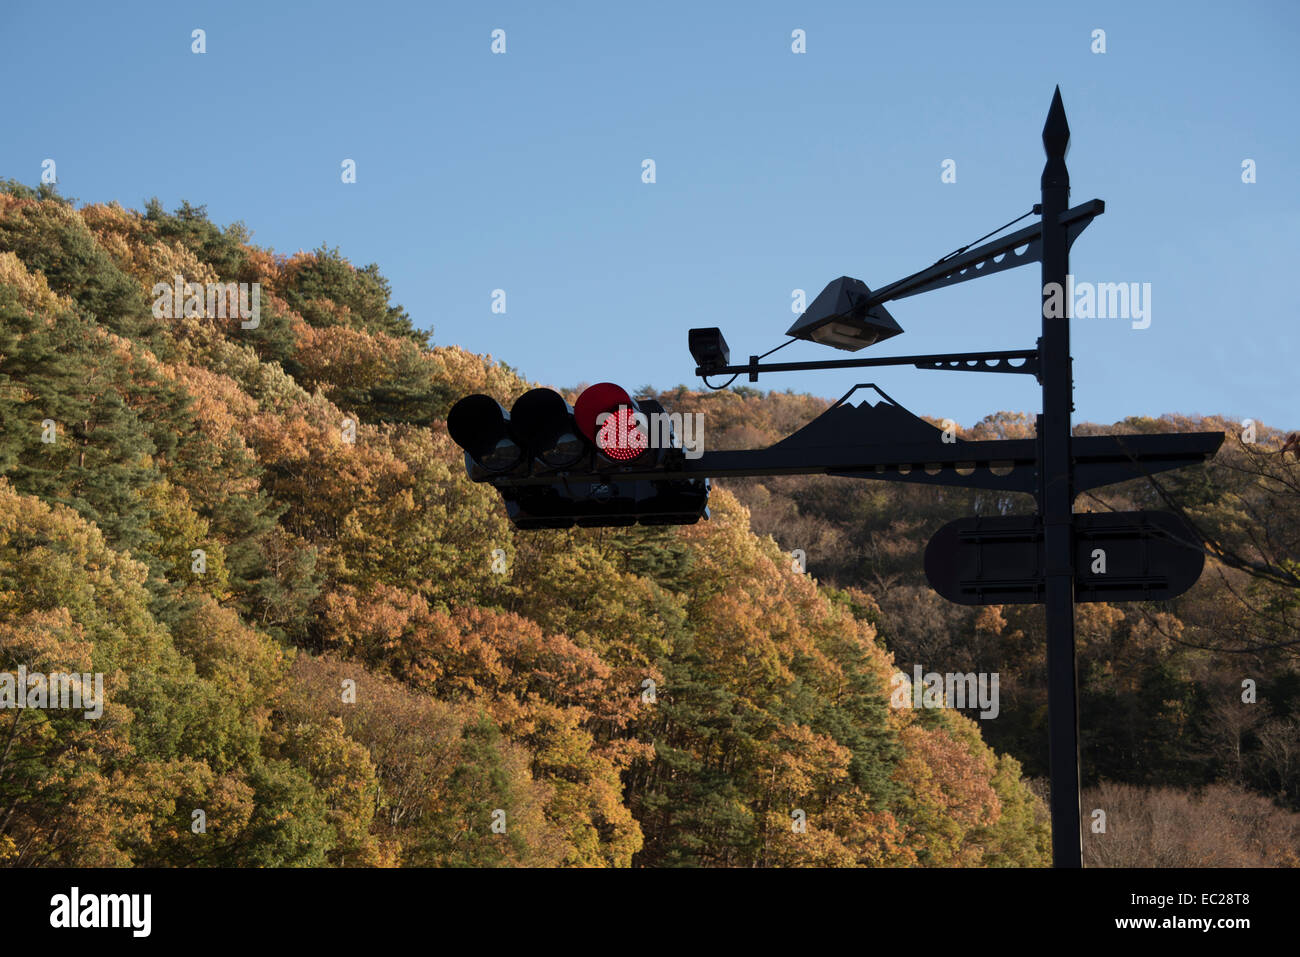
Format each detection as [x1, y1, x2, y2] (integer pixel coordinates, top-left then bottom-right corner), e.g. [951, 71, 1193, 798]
[785, 276, 903, 352]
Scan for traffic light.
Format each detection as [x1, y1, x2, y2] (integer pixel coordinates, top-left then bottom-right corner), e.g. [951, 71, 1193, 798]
[574, 381, 661, 467]
[447, 383, 710, 529]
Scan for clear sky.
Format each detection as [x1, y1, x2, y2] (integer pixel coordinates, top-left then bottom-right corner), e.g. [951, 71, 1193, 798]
[3, 0, 1296, 430]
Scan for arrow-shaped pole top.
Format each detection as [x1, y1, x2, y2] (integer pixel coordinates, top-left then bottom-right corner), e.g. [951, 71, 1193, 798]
[1043, 86, 1070, 158]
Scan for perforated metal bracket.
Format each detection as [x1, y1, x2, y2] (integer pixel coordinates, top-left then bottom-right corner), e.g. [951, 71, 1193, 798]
[913, 353, 1040, 376]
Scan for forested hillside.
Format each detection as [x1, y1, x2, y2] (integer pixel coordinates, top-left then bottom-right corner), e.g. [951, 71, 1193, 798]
[637, 386, 1300, 864]
[0, 183, 1294, 867]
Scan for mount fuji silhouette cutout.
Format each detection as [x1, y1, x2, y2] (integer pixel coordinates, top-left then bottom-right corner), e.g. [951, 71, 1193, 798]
[766, 385, 947, 452]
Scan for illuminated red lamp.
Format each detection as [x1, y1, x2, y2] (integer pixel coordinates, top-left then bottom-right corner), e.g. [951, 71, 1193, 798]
[574, 382, 652, 465]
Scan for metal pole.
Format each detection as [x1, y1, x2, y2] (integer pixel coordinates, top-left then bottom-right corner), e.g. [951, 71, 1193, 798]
[1039, 87, 1083, 868]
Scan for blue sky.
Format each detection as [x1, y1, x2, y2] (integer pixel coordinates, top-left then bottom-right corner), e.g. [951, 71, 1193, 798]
[3, 0, 1296, 430]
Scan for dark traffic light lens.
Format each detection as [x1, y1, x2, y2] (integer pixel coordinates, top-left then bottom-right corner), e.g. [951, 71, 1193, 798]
[447, 394, 523, 472]
[479, 436, 523, 471]
[540, 430, 586, 468]
[510, 388, 588, 469]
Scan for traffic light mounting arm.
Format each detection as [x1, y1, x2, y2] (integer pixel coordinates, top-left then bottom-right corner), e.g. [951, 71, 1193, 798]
[475, 383, 1223, 496]
[695, 347, 1042, 383]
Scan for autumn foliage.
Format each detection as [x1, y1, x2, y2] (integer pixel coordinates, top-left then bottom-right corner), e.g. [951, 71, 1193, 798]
[0, 183, 1078, 866]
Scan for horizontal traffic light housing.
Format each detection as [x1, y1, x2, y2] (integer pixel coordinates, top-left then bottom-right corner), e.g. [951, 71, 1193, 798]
[447, 385, 709, 529]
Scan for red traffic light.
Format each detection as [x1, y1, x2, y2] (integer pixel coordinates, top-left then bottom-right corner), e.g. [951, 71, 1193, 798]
[574, 382, 651, 464]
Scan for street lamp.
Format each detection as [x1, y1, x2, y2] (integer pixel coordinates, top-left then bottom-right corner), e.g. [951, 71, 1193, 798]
[785, 276, 904, 351]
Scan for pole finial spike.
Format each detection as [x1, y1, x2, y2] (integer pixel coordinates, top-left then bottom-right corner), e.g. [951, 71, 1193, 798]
[1043, 87, 1070, 158]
